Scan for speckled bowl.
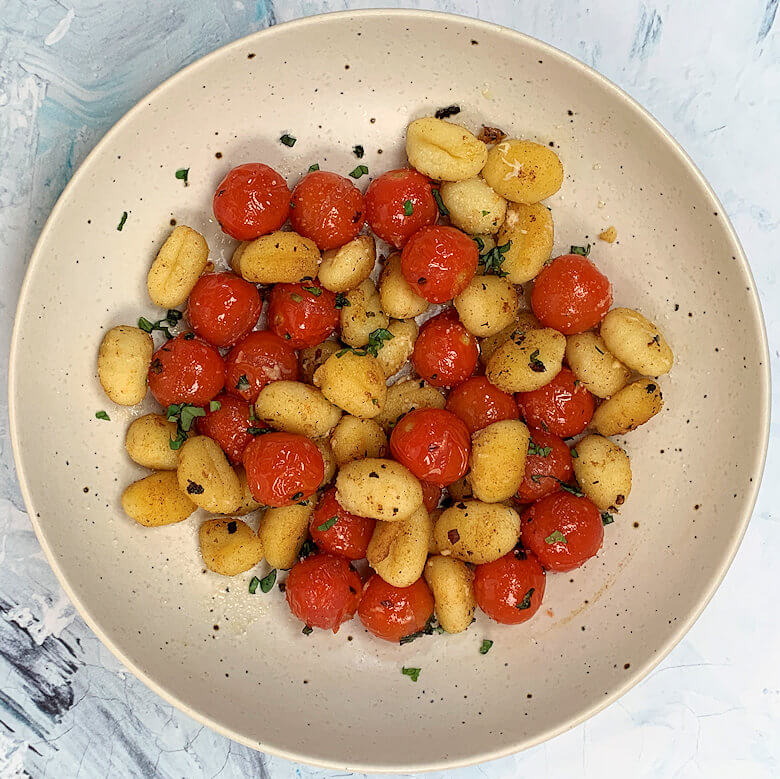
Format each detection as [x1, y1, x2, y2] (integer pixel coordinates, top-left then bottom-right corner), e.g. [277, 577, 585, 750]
[8, 10, 770, 773]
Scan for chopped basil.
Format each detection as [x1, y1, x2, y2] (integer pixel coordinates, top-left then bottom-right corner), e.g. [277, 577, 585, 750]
[280, 134, 296, 147]
[95, 410, 110, 421]
[259, 569, 277, 593]
[601, 512, 615, 525]
[335, 293, 351, 309]
[290, 293, 302, 303]
[570, 448, 579, 458]
[247, 426, 272, 436]
[236, 374, 251, 392]
[349, 164, 369, 178]
[248, 405, 257, 421]
[401, 667, 421, 682]
[528, 441, 552, 457]
[403, 200, 414, 216]
[175, 168, 189, 184]
[517, 587, 535, 610]
[117, 211, 128, 231]
[209, 400, 221, 412]
[301, 285, 322, 296]
[570, 243, 591, 256]
[308, 163, 320, 172]
[528, 349, 546, 372]
[530, 474, 545, 483]
[545, 530, 567, 545]
[299, 539, 318, 558]
[302, 625, 313, 635]
[291, 491, 304, 501]
[479, 639, 493, 655]
[399, 614, 445, 644]
[559, 482, 584, 497]
[353, 144, 364, 158]
[478, 240, 511, 277]
[481, 210, 490, 216]
[341, 328, 394, 358]
[137, 309, 182, 339]
[317, 516, 338, 532]
[166, 403, 206, 449]
[473, 236, 485, 252]
[432, 188, 449, 216]
[248, 576, 261, 594]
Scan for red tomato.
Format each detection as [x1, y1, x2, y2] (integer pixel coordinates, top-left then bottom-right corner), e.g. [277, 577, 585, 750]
[389, 408, 470, 487]
[285, 553, 362, 632]
[147, 333, 225, 408]
[357, 575, 434, 642]
[310, 487, 376, 560]
[446, 375, 519, 433]
[243, 432, 323, 507]
[516, 429, 574, 503]
[213, 163, 290, 241]
[531, 254, 612, 334]
[364, 168, 437, 248]
[412, 310, 478, 388]
[420, 480, 443, 512]
[195, 393, 254, 465]
[474, 550, 546, 624]
[520, 491, 604, 572]
[186, 273, 261, 348]
[267, 281, 339, 349]
[516, 368, 595, 438]
[225, 330, 299, 403]
[289, 171, 365, 250]
[401, 225, 478, 303]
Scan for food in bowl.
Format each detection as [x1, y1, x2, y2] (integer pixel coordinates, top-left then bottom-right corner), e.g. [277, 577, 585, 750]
[96, 113, 673, 647]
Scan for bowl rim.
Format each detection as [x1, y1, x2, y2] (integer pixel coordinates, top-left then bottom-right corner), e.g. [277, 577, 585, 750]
[7, 8, 771, 773]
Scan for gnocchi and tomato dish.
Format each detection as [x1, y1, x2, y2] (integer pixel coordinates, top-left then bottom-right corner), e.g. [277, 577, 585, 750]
[97, 113, 673, 653]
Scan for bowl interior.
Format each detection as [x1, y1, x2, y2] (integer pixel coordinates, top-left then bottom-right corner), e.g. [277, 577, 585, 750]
[10, 11, 769, 772]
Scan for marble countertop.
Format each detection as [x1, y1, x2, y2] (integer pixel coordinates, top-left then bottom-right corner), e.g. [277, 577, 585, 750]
[0, 1, 777, 776]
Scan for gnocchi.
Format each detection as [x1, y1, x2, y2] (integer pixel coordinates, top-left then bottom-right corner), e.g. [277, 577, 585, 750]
[486, 326, 566, 393]
[313, 350, 387, 418]
[591, 379, 664, 436]
[253, 380, 342, 438]
[336, 458, 423, 521]
[600, 307, 674, 376]
[406, 117, 488, 181]
[482, 139, 564, 203]
[468, 420, 530, 503]
[496, 202, 554, 284]
[199, 518, 264, 576]
[258, 499, 313, 569]
[453, 275, 519, 337]
[340, 279, 389, 348]
[378, 253, 429, 319]
[565, 331, 631, 398]
[434, 501, 521, 564]
[330, 416, 388, 466]
[366, 506, 431, 587]
[98, 325, 154, 405]
[147, 225, 209, 308]
[235, 230, 320, 284]
[121, 471, 196, 527]
[125, 413, 179, 470]
[318, 235, 376, 293]
[573, 435, 632, 510]
[439, 178, 507, 234]
[176, 436, 243, 514]
[424, 555, 476, 634]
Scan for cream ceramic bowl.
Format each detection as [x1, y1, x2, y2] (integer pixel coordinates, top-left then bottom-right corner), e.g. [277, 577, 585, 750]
[9, 10, 770, 773]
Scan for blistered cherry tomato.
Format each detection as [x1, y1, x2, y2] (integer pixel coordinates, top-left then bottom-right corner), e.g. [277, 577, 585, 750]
[516, 428, 574, 503]
[516, 367, 595, 438]
[225, 330, 299, 403]
[389, 408, 470, 486]
[474, 549, 546, 624]
[446, 375, 519, 433]
[364, 168, 438, 248]
[520, 491, 603, 572]
[243, 432, 323, 507]
[213, 163, 290, 241]
[286, 553, 362, 632]
[420, 481, 443, 512]
[401, 225, 478, 303]
[147, 333, 225, 408]
[357, 575, 435, 642]
[310, 487, 375, 560]
[289, 171, 365, 250]
[412, 310, 478, 388]
[186, 273, 261, 348]
[531, 254, 612, 334]
[267, 281, 339, 349]
[195, 393, 254, 465]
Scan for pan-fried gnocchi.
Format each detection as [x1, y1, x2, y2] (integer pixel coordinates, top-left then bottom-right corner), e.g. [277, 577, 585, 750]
[106, 116, 673, 643]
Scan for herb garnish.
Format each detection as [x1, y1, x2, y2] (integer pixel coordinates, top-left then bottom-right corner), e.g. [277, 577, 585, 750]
[138, 309, 182, 339]
[166, 403, 206, 449]
[559, 482, 584, 497]
[349, 164, 369, 179]
[601, 512, 615, 525]
[338, 328, 394, 358]
[209, 400, 221, 412]
[248, 576, 261, 594]
[335, 293, 351, 309]
[401, 667, 421, 682]
[308, 163, 320, 172]
[117, 211, 128, 231]
[479, 639, 493, 655]
[235, 375, 251, 392]
[528, 349, 546, 372]
[481, 209, 490, 216]
[478, 240, 511, 277]
[95, 411, 110, 421]
[517, 588, 535, 610]
[473, 236, 485, 252]
[570, 244, 591, 256]
[175, 168, 189, 184]
[247, 426, 272, 436]
[299, 539, 318, 558]
[302, 285, 322, 296]
[528, 441, 552, 457]
[403, 200, 414, 216]
[280, 134, 296, 147]
[432, 188, 449, 216]
[302, 625, 313, 635]
[545, 530, 567, 545]
[353, 145, 364, 158]
[570, 448, 579, 458]
[317, 516, 338, 532]
[259, 569, 277, 593]
[399, 614, 445, 645]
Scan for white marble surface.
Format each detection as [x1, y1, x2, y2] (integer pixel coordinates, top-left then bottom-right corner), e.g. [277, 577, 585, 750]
[0, 1, 778, 776]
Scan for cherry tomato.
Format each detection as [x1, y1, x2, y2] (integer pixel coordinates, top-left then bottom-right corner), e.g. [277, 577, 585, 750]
[531, 254, 612, 334]
[389, 408, 470, 487]
[310, 487, 375, 560]
[285, 553, 362, 633]
[195, 393, 254, 465]
[364, 168, 437, 248]
[242, 432, 323, 507]
[516, 367, 595, 438]
[186, 273, 262, 348]
[516, 428, 574, 503]
[401, 225, 478, 303]
[267, 281, 339, 349]
[520, 491, 604, 572]
[446, 375, 519, 433]
[213, 163, 290, 241]
[357, 575, 434, 642]
[420, 480, 443, 512]
[225, 330, 299, 403]
[147, 333, 225, 408]
[474, 549, 546, 624]
[289, 171, 365, 250]
[412, 310, 478, 388]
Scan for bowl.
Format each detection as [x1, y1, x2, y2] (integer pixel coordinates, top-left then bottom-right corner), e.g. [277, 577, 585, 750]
[8, 9, 770, 772]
